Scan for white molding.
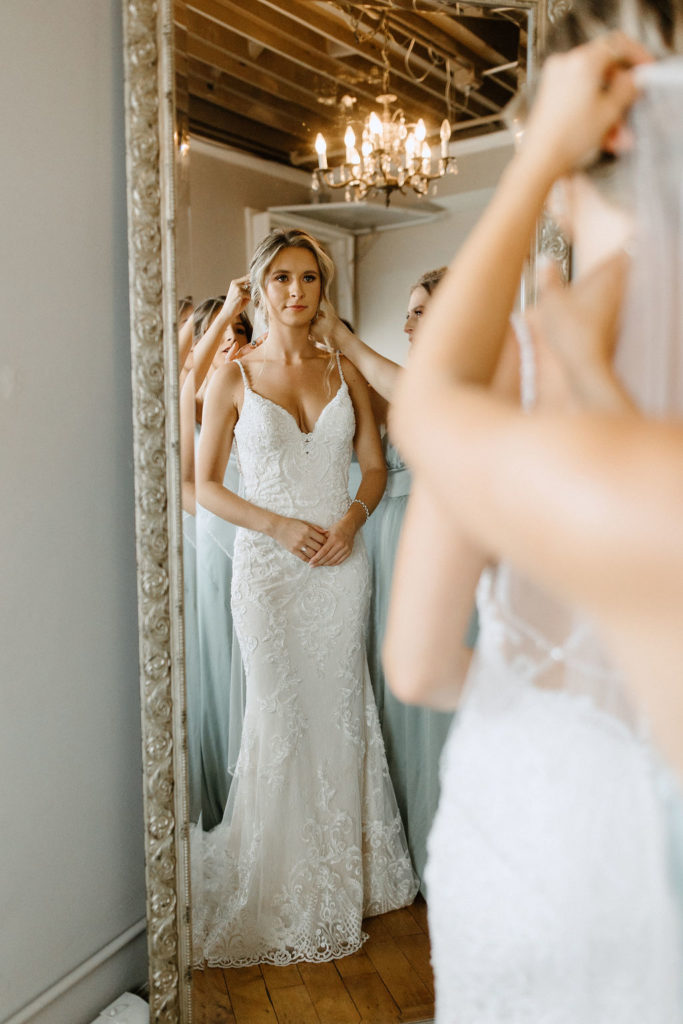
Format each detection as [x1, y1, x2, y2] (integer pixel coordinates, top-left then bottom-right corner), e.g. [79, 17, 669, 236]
[189, 134, 310, 185]
[4, 920, 147, 1024]
[451, 129, 515, 156]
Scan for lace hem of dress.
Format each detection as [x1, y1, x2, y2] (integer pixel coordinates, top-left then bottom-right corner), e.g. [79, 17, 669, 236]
[194, 930, 369, 970]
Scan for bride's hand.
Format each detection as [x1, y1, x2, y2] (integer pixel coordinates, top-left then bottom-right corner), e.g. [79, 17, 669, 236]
[521, 32, 652, 179]
[308, 517, 356, 567]
[272, 516, 328, 562]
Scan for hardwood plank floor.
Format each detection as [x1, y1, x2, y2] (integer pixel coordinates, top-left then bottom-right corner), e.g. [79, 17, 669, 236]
[192, 897, 435, 1023]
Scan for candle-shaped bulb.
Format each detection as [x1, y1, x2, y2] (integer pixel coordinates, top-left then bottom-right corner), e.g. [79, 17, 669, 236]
[440, 118, 451, 158]
[344, 125, 356, 164]
[415, 118, 426, 142]
[369, 111, 382, 146]
[315, 133, 327, 170]
[405, 132, 416, 171]
[421, 140, 431, 173]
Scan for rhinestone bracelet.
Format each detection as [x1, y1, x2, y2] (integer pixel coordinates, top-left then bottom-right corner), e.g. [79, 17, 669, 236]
[350, 497, 370, 521]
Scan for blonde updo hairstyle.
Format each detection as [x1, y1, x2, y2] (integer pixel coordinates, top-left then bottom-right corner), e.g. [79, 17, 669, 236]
[411, 266, 447, 297]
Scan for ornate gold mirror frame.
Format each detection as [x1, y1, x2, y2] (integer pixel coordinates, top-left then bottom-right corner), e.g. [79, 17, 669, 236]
[122, 2, 190, 1021]
[121, 1, 567, 1021]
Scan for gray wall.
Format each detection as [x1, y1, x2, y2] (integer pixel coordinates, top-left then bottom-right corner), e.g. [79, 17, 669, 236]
[1, 3, 147, 1022]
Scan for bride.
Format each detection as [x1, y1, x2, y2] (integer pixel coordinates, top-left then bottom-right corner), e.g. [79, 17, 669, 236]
[386, 1, 683, 1021]
[190, 227, 417, 968]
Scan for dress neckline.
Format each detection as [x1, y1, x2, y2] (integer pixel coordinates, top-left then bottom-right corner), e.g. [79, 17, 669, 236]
[243, 382, 347, 437]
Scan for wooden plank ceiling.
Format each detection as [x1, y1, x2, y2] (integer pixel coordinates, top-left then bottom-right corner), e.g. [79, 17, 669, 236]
[175, 0, 525, 168]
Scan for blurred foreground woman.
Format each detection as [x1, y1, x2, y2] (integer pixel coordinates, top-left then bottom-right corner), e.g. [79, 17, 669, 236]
[387, 2, 683, 1020]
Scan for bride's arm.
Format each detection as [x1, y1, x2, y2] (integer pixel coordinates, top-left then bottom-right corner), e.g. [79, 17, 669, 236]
[392, 35, 647, 463]
[197, 363, 328, 562]
[383, 480, 485, 710]
[309, 357, 387, 567]
[383, 333, 519, 708]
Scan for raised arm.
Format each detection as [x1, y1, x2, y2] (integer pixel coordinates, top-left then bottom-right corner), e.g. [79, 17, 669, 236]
[179, 367, 197, 515]
[311, 311, 402, 402]
[392, 33, 648, 449]
[191, 277, 251, 393]
[178, 316, 194, 379]
[383, 332, 520, 708]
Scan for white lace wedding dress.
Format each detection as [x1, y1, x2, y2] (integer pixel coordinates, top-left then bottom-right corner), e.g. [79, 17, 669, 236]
[425, 320, 683, 1023]
[191, 352, 418, 968]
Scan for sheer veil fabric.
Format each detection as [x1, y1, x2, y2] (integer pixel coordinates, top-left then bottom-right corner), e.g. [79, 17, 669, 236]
[425, 66, 683, 1024]
[616, 59, 683, 416]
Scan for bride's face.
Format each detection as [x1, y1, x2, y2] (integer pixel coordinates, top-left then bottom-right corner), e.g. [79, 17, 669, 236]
[263, 246, 322, 328]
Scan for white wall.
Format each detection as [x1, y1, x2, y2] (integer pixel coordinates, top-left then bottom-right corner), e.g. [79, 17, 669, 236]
[355, 190, 496, 363]
[185, 139, 311, 301]
[1, 4, 146, 1022]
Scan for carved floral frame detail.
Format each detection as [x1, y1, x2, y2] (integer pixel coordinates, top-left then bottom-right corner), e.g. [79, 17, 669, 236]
[122, 0, 191, 1021]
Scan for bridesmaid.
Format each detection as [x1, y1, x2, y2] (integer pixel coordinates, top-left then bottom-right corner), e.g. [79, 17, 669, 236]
[316, 270, 475, 890]
[180, 288, 253, 828]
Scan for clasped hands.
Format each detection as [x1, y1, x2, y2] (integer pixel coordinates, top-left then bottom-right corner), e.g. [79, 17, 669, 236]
[273, 514, 357, 567]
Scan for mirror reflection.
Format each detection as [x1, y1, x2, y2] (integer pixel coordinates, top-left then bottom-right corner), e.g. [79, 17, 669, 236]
[173, 1, 530, 1019]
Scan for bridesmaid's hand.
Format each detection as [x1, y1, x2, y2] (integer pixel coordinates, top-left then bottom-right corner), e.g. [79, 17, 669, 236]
[222, 275, 251, 320]
[272, 516, 328, 562]
[309, 306, 352, 352]
[225, 333, 265, 361]
[308, 516, 357, 567]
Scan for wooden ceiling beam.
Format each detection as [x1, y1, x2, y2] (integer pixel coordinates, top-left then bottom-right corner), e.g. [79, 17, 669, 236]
[186, 50, 330, 119]
[189, 95, 301, 159]
[190, 0, 487, 113]
[189, 77, 317, 141]
[186, 0, 378, 88]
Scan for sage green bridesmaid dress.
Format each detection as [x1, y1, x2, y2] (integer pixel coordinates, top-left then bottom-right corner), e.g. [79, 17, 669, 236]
[195, 452, 246, 830]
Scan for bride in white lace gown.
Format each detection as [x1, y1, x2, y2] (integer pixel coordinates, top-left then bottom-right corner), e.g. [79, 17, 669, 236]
[385, 3, 683, 1020]
[191, 228, 417, 968]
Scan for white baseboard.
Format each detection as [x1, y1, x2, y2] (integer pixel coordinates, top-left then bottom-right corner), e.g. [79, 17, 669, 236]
[4, 920, 147, 1024]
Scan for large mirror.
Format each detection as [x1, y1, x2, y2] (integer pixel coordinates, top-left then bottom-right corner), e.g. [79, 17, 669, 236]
[122, 1, 561, 1020]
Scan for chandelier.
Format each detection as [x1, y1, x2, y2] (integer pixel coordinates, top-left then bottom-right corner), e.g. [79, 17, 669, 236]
[312, 95, 457, 207]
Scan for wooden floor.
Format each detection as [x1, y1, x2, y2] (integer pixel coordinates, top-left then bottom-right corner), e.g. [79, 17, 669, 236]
[192, 896, 435, 1023]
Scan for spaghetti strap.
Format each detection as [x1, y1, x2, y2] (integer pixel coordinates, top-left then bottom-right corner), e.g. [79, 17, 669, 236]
[334, 349, 346, 385]
[235, 358, 250, 390]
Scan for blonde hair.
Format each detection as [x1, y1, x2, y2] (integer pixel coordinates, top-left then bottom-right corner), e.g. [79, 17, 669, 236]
[411, 266, 447, 297]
